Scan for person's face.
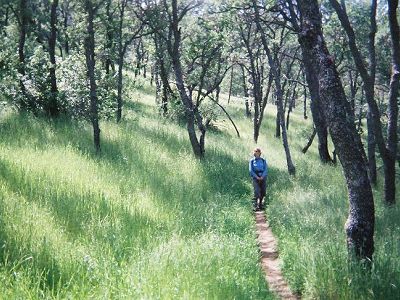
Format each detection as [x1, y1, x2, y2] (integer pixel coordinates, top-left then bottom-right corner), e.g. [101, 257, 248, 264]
[254, 150, 261, 157]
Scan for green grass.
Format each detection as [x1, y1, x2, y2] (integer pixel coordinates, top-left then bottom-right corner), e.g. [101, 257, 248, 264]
[0, 92, 273, 298]
[0, 83, 399, 299]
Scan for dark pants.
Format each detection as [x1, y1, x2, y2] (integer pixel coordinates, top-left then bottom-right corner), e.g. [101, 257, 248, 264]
[253, 177, 266, 200]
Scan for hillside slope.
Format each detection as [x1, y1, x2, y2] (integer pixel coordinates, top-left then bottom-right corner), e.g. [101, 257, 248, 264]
[0, 84, 399, 299]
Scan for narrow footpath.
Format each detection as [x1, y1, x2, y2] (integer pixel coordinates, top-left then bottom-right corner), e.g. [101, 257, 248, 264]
[255, 211, 299, 300]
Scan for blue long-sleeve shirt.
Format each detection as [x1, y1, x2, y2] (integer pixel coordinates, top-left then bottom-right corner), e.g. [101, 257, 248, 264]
[249, 157, 268, 179]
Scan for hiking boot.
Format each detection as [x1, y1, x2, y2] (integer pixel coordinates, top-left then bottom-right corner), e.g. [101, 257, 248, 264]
[252, 200, 258, 210]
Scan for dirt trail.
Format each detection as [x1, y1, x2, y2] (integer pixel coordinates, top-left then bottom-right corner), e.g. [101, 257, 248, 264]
[255, 211, 299, 300]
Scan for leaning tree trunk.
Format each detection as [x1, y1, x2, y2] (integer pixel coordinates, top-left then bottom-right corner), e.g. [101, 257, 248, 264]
[84, 0, 101, 153]
[173, 58, 203, 157]
[298, 0, 374, 261]
[169, 0, 204, 158]
[47, 0, 59, 117]
[302, 127, 317, 154]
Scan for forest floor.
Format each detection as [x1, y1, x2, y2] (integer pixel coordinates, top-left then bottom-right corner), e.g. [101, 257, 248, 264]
[255, 210, 299, 300]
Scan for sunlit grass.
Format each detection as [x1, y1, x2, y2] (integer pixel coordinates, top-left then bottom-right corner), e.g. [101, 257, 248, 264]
[0, 81, 398, 299]
[0, 90, 274, 298]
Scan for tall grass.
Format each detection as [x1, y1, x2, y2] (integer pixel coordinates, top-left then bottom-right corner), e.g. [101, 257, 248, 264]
[0, 84, 398, 299]
[0, 94, 273, 298]
[222, 95, 399, 299]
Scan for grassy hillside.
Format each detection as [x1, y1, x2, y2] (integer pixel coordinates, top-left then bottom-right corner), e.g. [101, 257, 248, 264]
[0, 82, 399, 299]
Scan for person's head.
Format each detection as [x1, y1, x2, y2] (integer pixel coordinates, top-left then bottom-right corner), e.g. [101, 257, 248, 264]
[253, 147, 262, 157]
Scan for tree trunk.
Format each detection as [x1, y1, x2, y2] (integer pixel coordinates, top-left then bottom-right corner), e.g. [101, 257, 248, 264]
[251, 0, 295, 175]
[286, 74, 299, 131]
[228, 66, 233, 104]
[280, 1, 332, 163]
[63, 2, 69, 55]
[303, 75, 308, 119]
[302, 127, 316, 154]
[298, 0, 374, 261]
[105, 0, 114, 75]
[275, 108, 280, 138]
[240, 64, 251, 117]
[330, 0, 397, 204]
[18, 0, 34, 111]
[169, 0, 203, 158]
[84, 0, 101, 153]
[239, 22, 262, 143]
[174, 59, 203, 157]
[154, 34, 171, 116]
[385, 0, 400, 205]
[116, 0, 127, 123]
[48, 0, 59, 117]
[258, 72, 273, 136]
[301, 46, 332, 163]
[357, 88, 364, 131]
[367, 109, 377, 184]
[117, 53, 123, 122]
[155, 63, 161, 102]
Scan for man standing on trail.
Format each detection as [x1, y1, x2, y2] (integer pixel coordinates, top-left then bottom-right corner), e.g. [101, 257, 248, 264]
[249, 147, 268, 211]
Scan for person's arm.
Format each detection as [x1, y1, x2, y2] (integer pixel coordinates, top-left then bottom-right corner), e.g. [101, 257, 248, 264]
[249, 159, 256, 178]
[261, 159, 268, 178]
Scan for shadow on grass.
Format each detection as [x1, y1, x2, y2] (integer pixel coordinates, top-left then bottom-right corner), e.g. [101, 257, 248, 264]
[0, 104, 297, 296]
[0, 195, 74, 295]
[0, 158, 159, 261]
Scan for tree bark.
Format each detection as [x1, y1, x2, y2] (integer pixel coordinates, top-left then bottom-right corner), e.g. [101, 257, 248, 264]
[283, 0, 332, 163]
[298, 0, 374, 261]
[367, 108, 377, 184]
[84, 0, 101, 153]
[357, 88, 364, 132]
[275, 104, 280, 138]
[303, 73, 308, 119]
[385, 0, 400, 205]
